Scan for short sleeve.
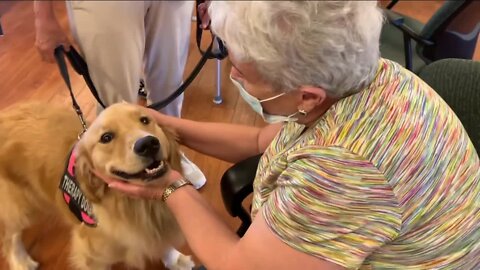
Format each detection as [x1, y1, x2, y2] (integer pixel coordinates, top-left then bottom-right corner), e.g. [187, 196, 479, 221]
[262, 146, 402, 269]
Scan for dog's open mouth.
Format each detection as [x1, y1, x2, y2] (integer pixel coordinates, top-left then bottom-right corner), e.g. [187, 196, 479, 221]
[111, 160, 168, 181]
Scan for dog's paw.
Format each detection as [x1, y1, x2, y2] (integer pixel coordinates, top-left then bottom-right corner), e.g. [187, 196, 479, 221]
[167, 253, 195, 270]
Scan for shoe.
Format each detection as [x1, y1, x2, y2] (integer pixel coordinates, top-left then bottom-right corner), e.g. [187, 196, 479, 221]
[180, 152, 207, 189]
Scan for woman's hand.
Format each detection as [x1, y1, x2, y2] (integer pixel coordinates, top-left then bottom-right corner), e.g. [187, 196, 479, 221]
[145, 108, 169, 126]
[144, 108, 182, 140]
[94, 169, 184, 200]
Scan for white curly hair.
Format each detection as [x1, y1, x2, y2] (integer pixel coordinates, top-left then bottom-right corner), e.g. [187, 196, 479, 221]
[209, 1, 384, 98]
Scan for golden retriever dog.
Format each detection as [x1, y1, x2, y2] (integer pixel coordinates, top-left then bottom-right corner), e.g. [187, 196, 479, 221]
[0, 102, 194, 270]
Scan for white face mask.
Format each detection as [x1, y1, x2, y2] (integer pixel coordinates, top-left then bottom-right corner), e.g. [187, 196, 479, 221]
[230, 75, 299, 123]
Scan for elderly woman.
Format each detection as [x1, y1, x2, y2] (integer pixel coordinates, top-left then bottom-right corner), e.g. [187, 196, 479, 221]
[99, 1, 480, 269]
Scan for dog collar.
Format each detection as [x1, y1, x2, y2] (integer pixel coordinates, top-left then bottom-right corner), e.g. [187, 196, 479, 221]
[59, 146, 97, 227]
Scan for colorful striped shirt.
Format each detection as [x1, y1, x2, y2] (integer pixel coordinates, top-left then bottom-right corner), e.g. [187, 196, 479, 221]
[250, 58, 480, 269]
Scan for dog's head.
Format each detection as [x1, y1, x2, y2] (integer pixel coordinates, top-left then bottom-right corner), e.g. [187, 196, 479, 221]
[74, 103, 181, 199]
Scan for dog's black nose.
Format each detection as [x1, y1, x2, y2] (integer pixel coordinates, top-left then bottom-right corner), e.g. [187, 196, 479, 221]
[134, 136, 160, 158]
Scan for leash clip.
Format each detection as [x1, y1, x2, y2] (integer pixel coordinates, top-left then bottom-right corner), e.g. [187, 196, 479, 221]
[74, 108, 88, 139]
[75, 108, 88, 130]
[77, 129, 86, 140]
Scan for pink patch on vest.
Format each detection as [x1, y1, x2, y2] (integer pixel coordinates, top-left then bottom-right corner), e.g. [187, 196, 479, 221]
[81, 212, 96, 225]
[63, 193, 71, 204]
[67, 152, 76, 175]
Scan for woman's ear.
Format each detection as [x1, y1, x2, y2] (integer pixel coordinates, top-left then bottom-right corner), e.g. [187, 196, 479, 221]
[74, 142, 107, 202]
[298, 86, 328, 112]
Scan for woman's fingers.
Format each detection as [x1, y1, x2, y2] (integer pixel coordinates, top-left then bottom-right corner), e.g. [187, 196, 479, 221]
[92, 169, 184, 200]
[107, 181, 152, 197]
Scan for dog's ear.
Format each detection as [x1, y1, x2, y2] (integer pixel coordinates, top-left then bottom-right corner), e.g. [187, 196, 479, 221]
[163, 127, 182, 174]
[74, 142, 107, 203]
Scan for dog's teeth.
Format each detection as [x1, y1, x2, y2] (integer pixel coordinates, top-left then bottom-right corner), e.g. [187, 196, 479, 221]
[144, 161, 164, 175]
[145, 167, 159, 174]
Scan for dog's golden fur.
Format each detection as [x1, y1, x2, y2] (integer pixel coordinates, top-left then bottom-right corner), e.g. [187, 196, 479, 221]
[0, 102, 190, 270]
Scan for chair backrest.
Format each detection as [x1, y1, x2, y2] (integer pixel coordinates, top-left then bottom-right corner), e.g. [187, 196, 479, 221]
[418, 0, 480, 63]
[418, 59, 480, 153]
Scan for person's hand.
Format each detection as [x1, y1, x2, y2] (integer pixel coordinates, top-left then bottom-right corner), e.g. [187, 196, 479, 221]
[34, 17, 70, 63]
[145, 107, 167, 124]
[94, 168, 184, 200]
[197, 1, 211, 30]
[144, 107, 178, 134]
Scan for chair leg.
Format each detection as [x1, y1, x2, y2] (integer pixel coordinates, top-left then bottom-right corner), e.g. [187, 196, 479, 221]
[213, 59, 223, 104]
[403, 34, 413, 71]
[236, 206, 252, 237]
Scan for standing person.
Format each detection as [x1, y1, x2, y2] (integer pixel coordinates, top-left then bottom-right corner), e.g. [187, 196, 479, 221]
[33, 1, 206, 188]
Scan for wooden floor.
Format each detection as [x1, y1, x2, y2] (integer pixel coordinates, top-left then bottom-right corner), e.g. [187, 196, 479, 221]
[0, 1, 478, 269]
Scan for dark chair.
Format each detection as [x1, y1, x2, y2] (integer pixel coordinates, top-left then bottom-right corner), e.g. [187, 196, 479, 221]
[380, 0, 480, 73]
[220, 154, 262, 236]
[220, 59, 480, 236]
[418, 59, 480, 151]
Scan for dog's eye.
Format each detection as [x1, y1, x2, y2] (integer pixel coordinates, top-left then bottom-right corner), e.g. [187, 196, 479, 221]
[140, 116, 150, 125]
[99, 132, 114, 144]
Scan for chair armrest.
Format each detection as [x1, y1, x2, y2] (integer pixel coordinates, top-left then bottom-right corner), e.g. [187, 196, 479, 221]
[220, 154, 262, 217]
[385, 10, 434, 70]
[385, 11, 434, 47]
